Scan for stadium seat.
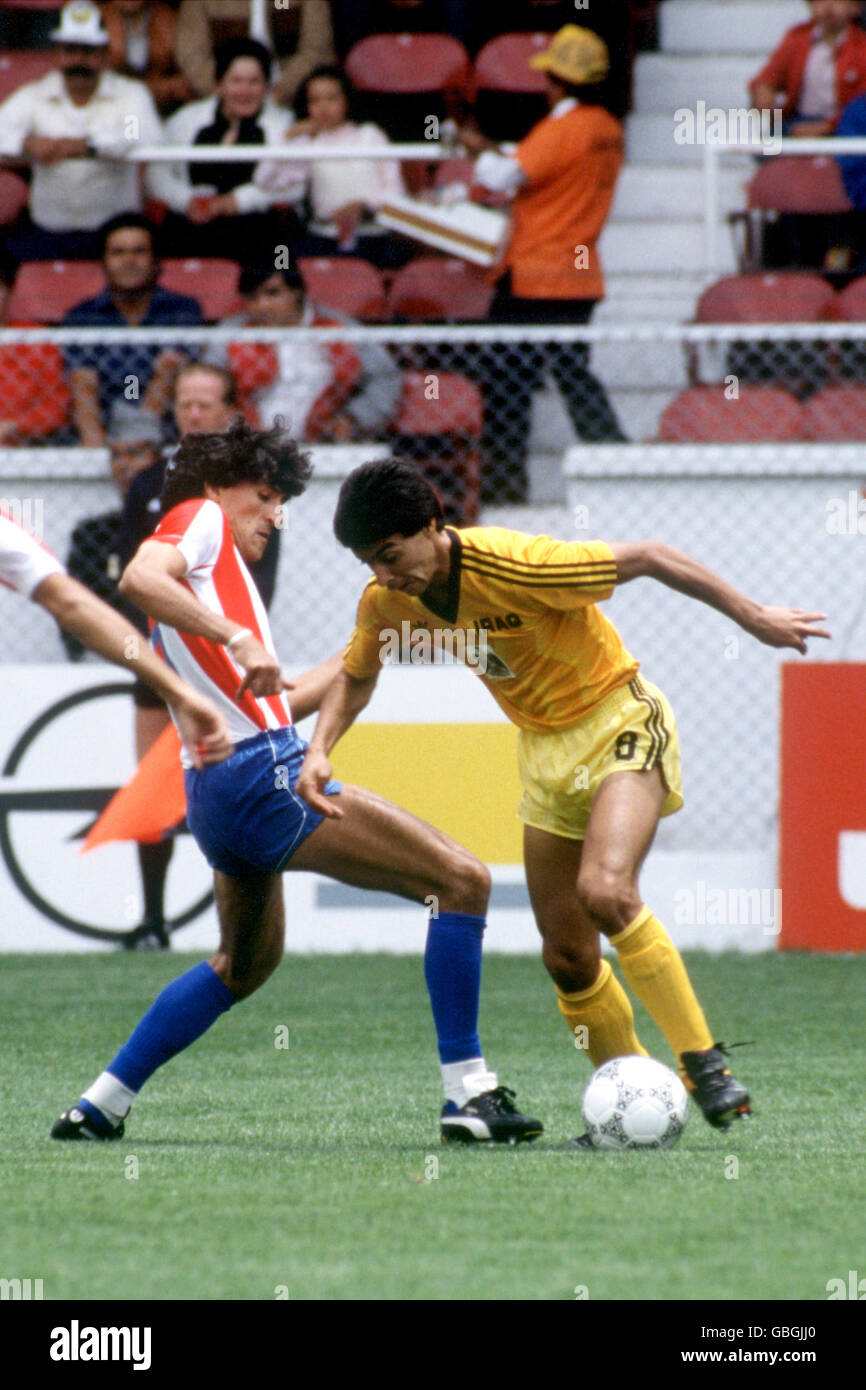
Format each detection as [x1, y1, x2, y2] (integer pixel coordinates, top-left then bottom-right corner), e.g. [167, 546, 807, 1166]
[803, 386, 866, 440]
[159, 259, 241, 321]
[473, 33, 550, 140]
[474, 33, 551, 93]
[345, 33, 472, 96]
[0, 341, 70, 442]
[0, 169, 29, 227]
[345, 34, 472, 147]
[691, 273, 837, 398]
[390, 369, 482, 523]
[695, 273, 837, 324]
[0, 51, 54, 103]
[387, 257, 493, 322]
[657, 386, 805, 442]
[733, 157, 853, 271]
[297, 257, 387, 321]
[7, 261, 104, 324]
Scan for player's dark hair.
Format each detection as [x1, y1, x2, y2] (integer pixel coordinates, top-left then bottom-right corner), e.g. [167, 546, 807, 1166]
[161, 417, 311, 510]
[333, 459, 444, 550]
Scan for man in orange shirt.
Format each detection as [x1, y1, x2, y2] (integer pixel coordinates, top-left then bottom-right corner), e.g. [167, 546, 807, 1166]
[460, 25, 626, 504]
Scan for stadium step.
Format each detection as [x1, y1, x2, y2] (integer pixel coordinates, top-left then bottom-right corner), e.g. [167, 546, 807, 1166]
[633, 53, 765, 114]
[610, 164, 749, 222]
[660, 0, 805, 56]
[599, 220, 737, 276]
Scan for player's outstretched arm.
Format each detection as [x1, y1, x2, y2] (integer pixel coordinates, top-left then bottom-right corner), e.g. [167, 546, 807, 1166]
[33, 573, 233, 767]
[283, 651, 345, 722]
[296, 667, 379, 818]
[608, 541, 831, 654]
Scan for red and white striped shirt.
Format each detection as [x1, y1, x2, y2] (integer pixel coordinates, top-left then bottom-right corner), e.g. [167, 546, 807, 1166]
[0, 511, 63, 596]
[152, 498, 291, 766]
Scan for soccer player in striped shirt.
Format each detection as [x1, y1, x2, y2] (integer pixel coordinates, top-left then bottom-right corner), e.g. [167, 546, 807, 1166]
[297, 460, 831, 1137]
[52, 421, 541, 1145]
[0, 510, 232, 767]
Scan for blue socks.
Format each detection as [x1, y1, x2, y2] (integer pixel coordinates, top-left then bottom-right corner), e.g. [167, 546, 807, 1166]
[424, 911, 485, 1063]
[106, 960, 234, 1093]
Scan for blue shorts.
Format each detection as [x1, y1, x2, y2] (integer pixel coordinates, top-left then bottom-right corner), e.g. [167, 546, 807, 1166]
[184, 726, 342, 877]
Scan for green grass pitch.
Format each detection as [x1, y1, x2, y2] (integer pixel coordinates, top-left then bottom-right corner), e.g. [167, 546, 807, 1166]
[2, 950, 865, 1302]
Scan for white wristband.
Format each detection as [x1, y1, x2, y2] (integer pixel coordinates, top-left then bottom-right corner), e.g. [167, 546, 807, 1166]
[226, 628, 251, 652]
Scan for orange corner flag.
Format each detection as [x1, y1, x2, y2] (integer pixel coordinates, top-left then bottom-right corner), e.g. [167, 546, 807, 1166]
[82, 724, 185, 851]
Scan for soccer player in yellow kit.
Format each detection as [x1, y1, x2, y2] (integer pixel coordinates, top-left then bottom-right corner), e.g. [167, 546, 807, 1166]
[296, 460, 831, 1137]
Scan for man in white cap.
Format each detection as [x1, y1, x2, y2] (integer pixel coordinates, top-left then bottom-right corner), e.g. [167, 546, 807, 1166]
[459, 26, 627, 503]
[0, 0, 162, 261]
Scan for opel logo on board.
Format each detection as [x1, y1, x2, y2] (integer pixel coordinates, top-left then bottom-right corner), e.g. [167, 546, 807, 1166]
[0, 683, 212, 942]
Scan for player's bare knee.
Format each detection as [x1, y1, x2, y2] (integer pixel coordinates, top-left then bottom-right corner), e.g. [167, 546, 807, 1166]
[541, 936, 599, 992]
[438, 851, 490, 916]
[576, 869, 640, 936]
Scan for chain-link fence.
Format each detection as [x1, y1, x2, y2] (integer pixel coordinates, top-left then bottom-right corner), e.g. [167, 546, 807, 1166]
[0, 321, 863, 854]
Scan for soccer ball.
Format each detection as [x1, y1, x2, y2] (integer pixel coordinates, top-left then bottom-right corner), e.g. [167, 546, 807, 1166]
[581, 1055, 689, 1150]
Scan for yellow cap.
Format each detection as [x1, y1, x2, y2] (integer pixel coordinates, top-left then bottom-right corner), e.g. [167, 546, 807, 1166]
[529, 25, 609, 86]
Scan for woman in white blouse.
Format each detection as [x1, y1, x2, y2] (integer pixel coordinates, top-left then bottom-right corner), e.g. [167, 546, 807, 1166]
[255, 64, 411, 268]
[147, 36, 297, 261]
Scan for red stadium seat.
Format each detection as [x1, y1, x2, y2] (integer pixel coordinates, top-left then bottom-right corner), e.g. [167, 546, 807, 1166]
[390, 370, 482, 523]
[0, 341, 70, 442]
[803, 386, 866, 440]
[345, 34, 472, 95]
[387, 257, 493, 321]
[473, 33, 551, 93]
[159, 258, 241, 321]
[7, 261, 104, 324]
[657, 386, 805, 442]
[747, 156, 852, 214]
[0, 169, 29, 227]
[0, 51, 54, 103]
[695, 273, 837, 323]
[297, 257, 387, 321]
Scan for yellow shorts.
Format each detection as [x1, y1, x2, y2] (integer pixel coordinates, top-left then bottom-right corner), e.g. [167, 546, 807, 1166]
[517, 675, 683, 840]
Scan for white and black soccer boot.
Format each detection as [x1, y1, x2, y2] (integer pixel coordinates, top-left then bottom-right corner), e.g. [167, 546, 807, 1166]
[51, 1101, 125, 1141]
[440, 1073, 543, 1145]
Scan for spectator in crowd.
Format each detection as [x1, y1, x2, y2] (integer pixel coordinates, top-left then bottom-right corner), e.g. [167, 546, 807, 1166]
[749, 0, 866, 137]
[118, 362, 280, 609]
[255, 65, 411, 269]
[0, 0, 163, 263]
[147, 37, 296, 259]
[837, 87, 866, 208]
[113, 362, 280, 949]
[173, 0, 335, 107]
[60, 402, 163, 661]
[63, 213, 203, 448]
[206, 262, 400, 443]
[102, 0, 194, 115]
[459, 25, 627, 504]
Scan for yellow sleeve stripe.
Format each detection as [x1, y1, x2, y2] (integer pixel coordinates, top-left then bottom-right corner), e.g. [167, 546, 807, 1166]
[462, 554, 617, 589]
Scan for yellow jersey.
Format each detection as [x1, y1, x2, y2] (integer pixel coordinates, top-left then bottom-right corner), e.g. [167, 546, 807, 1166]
[342, 527, 639, 733]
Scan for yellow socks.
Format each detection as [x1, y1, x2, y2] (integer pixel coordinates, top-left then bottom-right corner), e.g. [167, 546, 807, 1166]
[611, 906, 713, 1060]
[556, 958, 648, 1066]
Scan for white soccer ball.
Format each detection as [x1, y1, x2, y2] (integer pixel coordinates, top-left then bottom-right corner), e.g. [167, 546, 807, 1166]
[581, 1055, 689, 1150]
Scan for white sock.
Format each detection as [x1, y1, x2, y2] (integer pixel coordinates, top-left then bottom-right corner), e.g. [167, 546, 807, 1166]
[441, 1058, 497, 1107]
[82, 1072, 137, 1124]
